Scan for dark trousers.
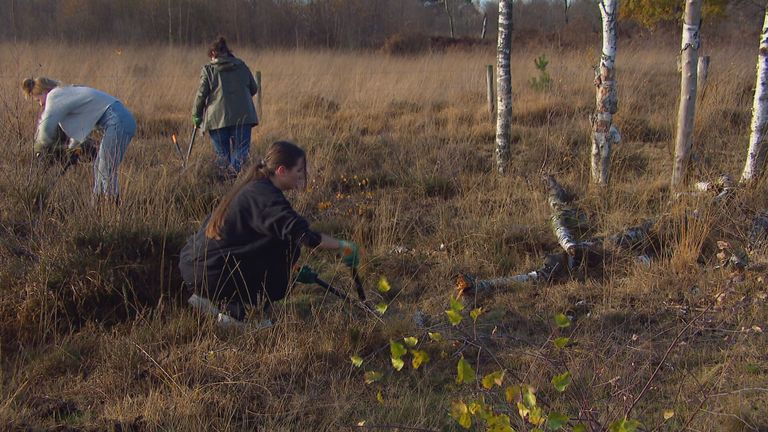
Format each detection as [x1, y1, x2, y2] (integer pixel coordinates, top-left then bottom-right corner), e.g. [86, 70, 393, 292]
[180, 247, 299, 312]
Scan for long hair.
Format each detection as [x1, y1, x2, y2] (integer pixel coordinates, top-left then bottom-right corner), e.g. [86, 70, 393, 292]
[205, 141, 306, 240]
[209, 36, 233, 58]
[21, 77, 60, 98]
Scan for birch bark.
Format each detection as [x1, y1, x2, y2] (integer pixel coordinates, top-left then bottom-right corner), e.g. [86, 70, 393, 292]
[671, 0, 702, 188]
[546, 175, 579, 254]
[741, 8, 768, 183]
[495, 0, 513, 174]
[590, 0, 620, 186]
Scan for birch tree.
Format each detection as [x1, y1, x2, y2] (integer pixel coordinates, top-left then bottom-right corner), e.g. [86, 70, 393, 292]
[590, 0, 621, 186]
[741, 7, 768, 183]
[671, 0, 702, 188]
[495, 0, 513, 174]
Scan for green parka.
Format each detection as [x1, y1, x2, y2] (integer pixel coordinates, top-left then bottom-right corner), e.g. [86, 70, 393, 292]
[193, 55, 258, 131]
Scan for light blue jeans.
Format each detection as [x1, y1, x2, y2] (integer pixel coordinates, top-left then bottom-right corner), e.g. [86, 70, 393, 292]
[93, 101, 135, 197]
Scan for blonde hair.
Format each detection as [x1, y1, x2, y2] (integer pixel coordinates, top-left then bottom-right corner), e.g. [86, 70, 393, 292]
[21, 77, 60, 98]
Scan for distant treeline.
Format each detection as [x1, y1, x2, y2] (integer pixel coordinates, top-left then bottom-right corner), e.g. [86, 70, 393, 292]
[0, 0, 761, 49]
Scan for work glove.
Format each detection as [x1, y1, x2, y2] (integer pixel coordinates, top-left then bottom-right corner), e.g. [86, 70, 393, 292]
[192, 115, 202, 128]
[338, 240, 360, 268]
[295, 265, 318, 284]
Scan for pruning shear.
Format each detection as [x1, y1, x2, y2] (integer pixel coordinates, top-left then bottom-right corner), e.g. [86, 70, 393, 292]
[296, 265, 381, 322]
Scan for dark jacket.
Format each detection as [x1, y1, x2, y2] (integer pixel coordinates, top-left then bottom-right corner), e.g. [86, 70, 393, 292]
[193, 55, 259, 131]
[179, 179, 321, 302]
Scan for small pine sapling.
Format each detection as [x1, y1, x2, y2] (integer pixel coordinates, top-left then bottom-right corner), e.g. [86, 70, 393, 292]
[528, 54, 552, 92]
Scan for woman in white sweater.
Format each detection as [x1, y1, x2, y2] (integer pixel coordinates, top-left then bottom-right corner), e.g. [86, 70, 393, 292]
[22, 77, 136, 200]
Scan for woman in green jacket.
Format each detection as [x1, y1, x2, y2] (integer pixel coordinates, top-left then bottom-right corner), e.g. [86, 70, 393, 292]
[192, 36, 258, 176]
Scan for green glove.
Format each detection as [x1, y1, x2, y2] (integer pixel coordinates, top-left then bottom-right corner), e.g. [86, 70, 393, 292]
[192, 115, 202, 127]
[338, 240, 360, 268]
[295, 265, 318, 284]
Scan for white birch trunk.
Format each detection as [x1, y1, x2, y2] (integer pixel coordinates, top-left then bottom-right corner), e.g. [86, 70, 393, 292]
[495, 0, 513, 174]
[671, 0, 702, 188]
[590, 0, 621, 186]
[741, 9, 768, 183]
[546, 175, 579, 254]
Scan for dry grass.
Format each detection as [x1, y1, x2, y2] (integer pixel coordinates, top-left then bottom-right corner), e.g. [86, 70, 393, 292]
[0, 39, 766, 431]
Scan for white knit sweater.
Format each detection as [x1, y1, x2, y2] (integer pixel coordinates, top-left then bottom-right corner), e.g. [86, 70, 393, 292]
[34, 86, 117, 152]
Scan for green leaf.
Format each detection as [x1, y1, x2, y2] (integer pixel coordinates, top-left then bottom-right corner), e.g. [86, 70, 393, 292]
[403, 336, 418, 347]
[450, 401, 472, 429]
[411, 350, 430, 369]
[553, 337, 570, 349]
[487, 413, 514, 432]
[376, 390, 384, 404]
[551, 371, 572, 392]
[470, 307, 483, 322]
[505, 385, 520, 403]
[472, 400, 491, 420]
[573, 424, 588, 432]
[608, 418, 643, 432]
[529, 406, 545, 426]
[391, 357, 404, 371]
[450, 296, 465, 312]
[546, 412, 569, 430]
[517, 401, 530, 420]
[522, 386, 537, 408]
[390, 340, 407, 359]
[482, 370, 505, 389]
[445, 309, 463, 326]
[350, 355, 363, 367]
[428, 331, 443, 342]
[450, 400, 468, 417]
[377, 276, 391, 293]
[456, 357, 476, 384]
[375, 302, 388, 315]
[468, 401, 482, 415]
[363, 371, 383, 384]
[554, 313, 571, 328]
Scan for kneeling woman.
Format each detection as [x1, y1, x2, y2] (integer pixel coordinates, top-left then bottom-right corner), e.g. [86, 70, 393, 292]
[179, 141, 358, 322]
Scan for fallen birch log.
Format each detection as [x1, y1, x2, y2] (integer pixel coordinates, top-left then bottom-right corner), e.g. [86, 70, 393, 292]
[675, 174, 736, 201]
[456, 253, 568, 297]
[694, 174, 735, 200]
[609, 219, 655, 250]
[546, 175, 587, 255]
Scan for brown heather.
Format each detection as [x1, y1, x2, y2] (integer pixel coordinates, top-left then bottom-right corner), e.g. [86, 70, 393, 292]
[0, 40, 766, 431]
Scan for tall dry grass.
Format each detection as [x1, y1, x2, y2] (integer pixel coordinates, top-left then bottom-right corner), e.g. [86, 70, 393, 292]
[0, 39, 766, 431]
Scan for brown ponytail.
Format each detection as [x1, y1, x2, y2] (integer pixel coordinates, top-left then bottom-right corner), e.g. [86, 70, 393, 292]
[209, 36, 233, 58]
[205, 141, 306, 240]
